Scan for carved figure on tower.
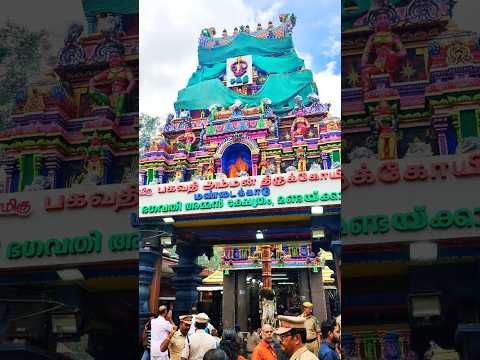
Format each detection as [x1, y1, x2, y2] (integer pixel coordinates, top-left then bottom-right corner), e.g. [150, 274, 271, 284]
[175, 124, 196, 152]
[295, 147, 307, 172]
[291, 115, 310, 142]
[82, 135, 105, 185]
[149, 128, 171, 153]
[88, 51, 135, 120]
[361, 4, 406, 92]
[373, 100, 398, 160]
[203, 158, 216, 180]
[259, 153, 268, 175]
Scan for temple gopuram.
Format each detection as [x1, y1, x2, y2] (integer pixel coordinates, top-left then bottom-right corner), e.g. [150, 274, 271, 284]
[342, 0, 480, 358]
[139, 14, 341, 332]
[0, 1, 142, 358]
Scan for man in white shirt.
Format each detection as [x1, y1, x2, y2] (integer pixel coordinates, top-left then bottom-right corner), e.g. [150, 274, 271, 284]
[181, 313, 217, 360]
[151, 305, 174, 360]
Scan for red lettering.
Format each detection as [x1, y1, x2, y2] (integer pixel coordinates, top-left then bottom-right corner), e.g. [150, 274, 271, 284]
[44, 195, 65, 211]
[430, 162, 449, 180]
[203, 181, 214, 190]
[272, 176, 286, 186]
[377, 162, 400, 183]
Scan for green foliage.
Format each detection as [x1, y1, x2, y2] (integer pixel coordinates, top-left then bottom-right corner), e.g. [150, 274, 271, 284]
[0, 22, 51, 129]
[139, 113, 160, 150]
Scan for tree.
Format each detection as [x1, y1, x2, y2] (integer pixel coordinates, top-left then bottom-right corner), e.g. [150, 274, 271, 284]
[0, 22, 51, 129]
[139, 113, 160, 150]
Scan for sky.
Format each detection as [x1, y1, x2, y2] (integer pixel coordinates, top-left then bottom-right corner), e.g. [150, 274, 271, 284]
[140, 0, 342, 119]
[0, 0, 86, 56]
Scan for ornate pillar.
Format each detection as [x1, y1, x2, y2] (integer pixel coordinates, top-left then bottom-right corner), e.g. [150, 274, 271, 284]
[103, 150, 113, 184]
[432, 114, 449, 155]
[214, 158, 222, 176]
[321, 152, 330, 170]
[45, 156, 61, 189]
[138, 232, 161, 335]
[309, 263, 328, 323]
[3, 159, 16, 193]
[330, 239, 342, 303]
[354, 336, 362, 358]
[237, 272, 248, 331]
[156, 168, 165, 184]
[297, 268, 309, 303]
[261, 245, 272, 289]
[171, 246, 205, 320]
[139, 169, 146, 186]
[275, 156, 281, 174]
[252, 154, 259, 176]
[222, 271, 236, 329]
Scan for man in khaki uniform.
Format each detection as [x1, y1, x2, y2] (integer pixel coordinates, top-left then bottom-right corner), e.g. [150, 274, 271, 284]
[181, 313, 217, 360]
[300, 302, 320, 355]
[275, 315, 318, 360]
[161, 315, 193, 360]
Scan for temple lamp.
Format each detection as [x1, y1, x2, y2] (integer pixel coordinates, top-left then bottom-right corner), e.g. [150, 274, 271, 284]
[409, 241, 437, 261]
[50, 311, 81, 340]
[312, 228, 325, 239]
[256, 230, 264, 240]
[408, 292, 442, 326]
[140, 224, 176, 250]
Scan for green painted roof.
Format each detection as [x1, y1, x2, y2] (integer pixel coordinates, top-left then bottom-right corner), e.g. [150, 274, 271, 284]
[174, 31, 317, 113]
[82, 0, 138, 16]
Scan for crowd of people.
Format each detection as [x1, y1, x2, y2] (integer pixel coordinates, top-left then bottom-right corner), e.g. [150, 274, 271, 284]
[141, 302, 341, 360]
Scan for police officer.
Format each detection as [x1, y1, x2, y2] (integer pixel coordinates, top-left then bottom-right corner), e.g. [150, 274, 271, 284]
[299, 302, 320, 355]
[275, 315, 318, 360]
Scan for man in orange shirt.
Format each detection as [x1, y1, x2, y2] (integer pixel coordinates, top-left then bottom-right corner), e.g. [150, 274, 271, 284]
[252, 324, 277, 360]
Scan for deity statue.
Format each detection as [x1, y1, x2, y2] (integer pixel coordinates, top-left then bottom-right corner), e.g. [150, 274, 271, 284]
[121, 162, 138, 184]
[72, 160, 103, 186]
[260, 160, 277, 175]
[456, 136, 480, 153]
[361, 7, 406, 92]
[405, 136, 432, 158]
[373, 100, 398, 160]
[24, 86, 46, 113]
[24, 176, 52, 191]
[203, 159, 216, 180]
[175, 125, 196, 152]
[349, 147, 376, 163]
[286, 165, 297, 173]
[149, 130, 171, 152]
[228, 155, 250, 178]
[259, 154, 268, 175]
[191, 167, 204, 181]
[305, 93, 330, 114]
[174, 168, 184, 182]
[88, 51, 135, 120]
[291, 115, 310, 141]
[260, 97, 274, 118]
[295, 148, 307, 172]
[308, 162, 322, 171]
[229, 99, 244, 118]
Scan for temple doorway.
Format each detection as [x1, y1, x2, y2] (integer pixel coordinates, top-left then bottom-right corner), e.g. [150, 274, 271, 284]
[246, 269, 302, 330]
